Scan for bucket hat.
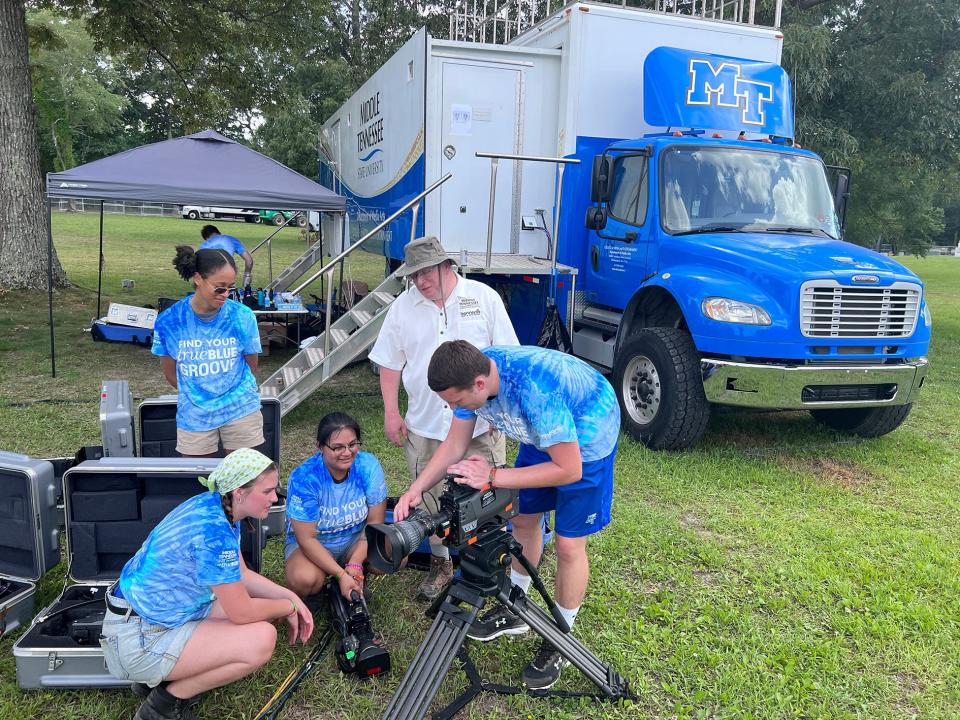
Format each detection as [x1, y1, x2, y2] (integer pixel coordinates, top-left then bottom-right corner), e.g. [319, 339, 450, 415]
[398, 236, 456, 277]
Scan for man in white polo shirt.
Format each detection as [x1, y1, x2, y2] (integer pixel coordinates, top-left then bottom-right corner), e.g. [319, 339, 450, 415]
[369, 236, 519, 600]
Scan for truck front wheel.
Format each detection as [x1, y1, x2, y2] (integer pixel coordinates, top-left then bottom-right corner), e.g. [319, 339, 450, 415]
[809, 405, 913, 438]
[613, 327, 709, 451]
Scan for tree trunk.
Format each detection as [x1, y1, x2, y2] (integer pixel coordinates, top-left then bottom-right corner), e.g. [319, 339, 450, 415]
[0, 0, 67, 289]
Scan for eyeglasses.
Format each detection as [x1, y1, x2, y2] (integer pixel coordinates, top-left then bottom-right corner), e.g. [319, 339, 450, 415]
[325, 440, 362, 454]
[410, 266, 439, 282]
[212, 285, 237, 296]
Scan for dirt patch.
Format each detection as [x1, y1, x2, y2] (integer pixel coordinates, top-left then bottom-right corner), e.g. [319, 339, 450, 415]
[679, 512, 728, 544]
[692, 569, 719, 587]
[782, 456, 879, 490]
[892, 672, 923, 719]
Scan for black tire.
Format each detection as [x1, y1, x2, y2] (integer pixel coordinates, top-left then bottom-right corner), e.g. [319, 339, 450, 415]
[186, 210, 200, 220]
[809, 404, 913, 438]
[272, 212, 286, 226]
[613, 327, 709, 451]
[244, 215, 257, 223]
[295, 214, 307, 228]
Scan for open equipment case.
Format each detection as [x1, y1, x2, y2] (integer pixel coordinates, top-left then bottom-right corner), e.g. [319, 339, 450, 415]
[137, 396, 286, 537]
[0, 452, 61, 639]
[13, 458, 264, 689]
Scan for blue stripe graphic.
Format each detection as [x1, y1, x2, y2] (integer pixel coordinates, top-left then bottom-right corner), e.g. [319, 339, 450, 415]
[359, 148, 383, 162]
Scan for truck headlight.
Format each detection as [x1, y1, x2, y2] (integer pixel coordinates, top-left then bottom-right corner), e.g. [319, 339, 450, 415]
[922, 304, 932, 328]
[701, 297, 772, 325]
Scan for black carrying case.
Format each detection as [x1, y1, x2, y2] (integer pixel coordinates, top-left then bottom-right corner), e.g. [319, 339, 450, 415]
[137, 396, 286, 536]
[13, 458, 264, 689]
[0, 452, 61, 639]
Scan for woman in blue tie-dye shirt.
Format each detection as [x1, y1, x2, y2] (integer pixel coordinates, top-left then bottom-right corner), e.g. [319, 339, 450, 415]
[152, 246, 264, 457]
[100, 449, 313, 720]
[284, 413, 388, 602]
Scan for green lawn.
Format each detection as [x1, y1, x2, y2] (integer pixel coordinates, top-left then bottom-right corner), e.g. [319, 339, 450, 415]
[0, 211, 957, 719]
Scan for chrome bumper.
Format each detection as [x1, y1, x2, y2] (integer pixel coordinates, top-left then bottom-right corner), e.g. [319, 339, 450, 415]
[701, 358, 928, 410]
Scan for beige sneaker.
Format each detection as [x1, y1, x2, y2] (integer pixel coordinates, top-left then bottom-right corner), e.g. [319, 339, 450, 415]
[416, 556, 454, 601]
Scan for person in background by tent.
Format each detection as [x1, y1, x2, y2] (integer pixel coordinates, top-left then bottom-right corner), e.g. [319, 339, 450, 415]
[153, 246, 263, 457]
[100, 449, 313, 720]
[200, 225, 254, 291]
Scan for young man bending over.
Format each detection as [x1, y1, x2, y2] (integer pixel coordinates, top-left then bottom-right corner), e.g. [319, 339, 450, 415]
[394, 340, 620, 689]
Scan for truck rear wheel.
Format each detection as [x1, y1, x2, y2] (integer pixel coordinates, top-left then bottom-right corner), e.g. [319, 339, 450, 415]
[613, 327, 709, 451]
[186, 209, 200, 220]
[272, 213, 286, 226]
[809, 404, 913, 437]
[295, 214, 307, 228]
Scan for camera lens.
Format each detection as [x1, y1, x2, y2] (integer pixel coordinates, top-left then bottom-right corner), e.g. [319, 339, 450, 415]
[365, 509, 436, 574]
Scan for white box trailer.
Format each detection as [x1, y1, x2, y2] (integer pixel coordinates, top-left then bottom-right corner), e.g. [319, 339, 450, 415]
[320, 2, 783, 262]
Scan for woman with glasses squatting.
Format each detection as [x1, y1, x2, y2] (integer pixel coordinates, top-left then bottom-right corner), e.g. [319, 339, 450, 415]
[151, 246, 264, 457]
[284, 412, 388, 602]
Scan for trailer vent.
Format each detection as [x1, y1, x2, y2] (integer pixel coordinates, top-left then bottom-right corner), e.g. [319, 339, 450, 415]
[799, 281, 921, 339]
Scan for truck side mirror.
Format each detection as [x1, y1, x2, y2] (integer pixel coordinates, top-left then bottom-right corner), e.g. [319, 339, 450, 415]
[585, 205, 608, 231]
[591, 155, 611, 203]
[829, 166, 851, 232]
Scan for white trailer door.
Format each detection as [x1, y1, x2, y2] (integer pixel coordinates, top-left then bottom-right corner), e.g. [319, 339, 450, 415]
[439, 61, 520, 253]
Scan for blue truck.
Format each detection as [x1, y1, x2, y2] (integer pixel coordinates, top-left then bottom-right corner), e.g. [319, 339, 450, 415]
[317, 2, 930, 450]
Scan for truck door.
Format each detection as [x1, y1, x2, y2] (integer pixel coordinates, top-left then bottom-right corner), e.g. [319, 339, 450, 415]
[439, 61, 521, 254]
[587, 153, 654, 308]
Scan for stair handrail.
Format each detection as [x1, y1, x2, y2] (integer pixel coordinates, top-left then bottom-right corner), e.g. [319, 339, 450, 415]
[248, 211, 305, 287]
[289, 172, 453, 359]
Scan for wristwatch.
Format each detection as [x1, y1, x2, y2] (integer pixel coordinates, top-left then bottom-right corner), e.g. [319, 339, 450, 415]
[488, 466, 497, 487]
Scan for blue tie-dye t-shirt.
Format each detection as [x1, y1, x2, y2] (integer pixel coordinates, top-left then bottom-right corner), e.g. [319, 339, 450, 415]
[151, 297, 261, 432]
[453, 346, 620, 461]
[199, 234, 246, 257]
[118, 492, 241, 627]
[285, 451, 388, 557]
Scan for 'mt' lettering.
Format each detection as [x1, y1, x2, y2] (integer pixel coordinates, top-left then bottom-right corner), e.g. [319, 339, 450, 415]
[686, 59, 774, 126]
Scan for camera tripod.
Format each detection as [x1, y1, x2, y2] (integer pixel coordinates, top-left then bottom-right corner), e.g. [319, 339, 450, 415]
[381, 528, 634, 720]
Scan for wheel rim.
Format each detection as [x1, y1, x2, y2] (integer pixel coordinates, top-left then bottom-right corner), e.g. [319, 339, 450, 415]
[622, 354, 661, 425]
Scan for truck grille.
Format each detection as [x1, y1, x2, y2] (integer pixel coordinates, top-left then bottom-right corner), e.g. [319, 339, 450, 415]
[800, 281, 921, 339]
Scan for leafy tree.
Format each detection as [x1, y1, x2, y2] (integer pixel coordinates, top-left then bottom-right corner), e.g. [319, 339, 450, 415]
[27, 9, 128, 173]
[782, 0, 960, 253]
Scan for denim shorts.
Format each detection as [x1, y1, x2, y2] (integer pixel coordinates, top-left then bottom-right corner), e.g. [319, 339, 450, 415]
[98, 591, 201, 688]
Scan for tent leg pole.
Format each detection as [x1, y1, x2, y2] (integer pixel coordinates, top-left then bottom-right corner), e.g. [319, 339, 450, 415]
[47, 197, 56, 378]
[97, 201, 104, 318]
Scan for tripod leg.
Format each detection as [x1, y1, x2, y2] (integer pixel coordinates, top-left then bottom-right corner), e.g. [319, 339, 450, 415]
[498, 585, 630, 699]
[381, 582, 485, 720]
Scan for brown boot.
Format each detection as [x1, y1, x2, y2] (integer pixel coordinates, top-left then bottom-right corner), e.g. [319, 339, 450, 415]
[416, 556, 453, 601]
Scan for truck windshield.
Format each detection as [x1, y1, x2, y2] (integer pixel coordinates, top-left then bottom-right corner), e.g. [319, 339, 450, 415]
[660, 146, 841, 239]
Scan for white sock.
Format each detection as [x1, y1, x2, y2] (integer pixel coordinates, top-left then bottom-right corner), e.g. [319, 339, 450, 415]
[557, 604, 580, 630]
[511, 570, 532, 595]
[430, 543, 450, 560]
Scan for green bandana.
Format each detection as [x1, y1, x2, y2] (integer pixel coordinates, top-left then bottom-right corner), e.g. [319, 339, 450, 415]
[198, 448, 274, 495]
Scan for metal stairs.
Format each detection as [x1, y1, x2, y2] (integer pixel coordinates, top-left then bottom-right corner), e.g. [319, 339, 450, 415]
[265, 240, 326, 293]
[259, 270, 406, 416]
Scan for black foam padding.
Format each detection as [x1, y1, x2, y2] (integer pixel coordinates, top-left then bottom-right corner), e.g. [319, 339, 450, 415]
[68, 523, 98, 577]
[140, 494, 185, 524]
[70, 490, 139, 522]
[140, 439, 179, 458]
[70, 473, 138, 492]
[19, 584, 108, 649]
[141, 476, 203, 497]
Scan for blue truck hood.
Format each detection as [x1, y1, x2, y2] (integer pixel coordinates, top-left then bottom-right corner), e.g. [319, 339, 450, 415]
[667, 231, 920, 282]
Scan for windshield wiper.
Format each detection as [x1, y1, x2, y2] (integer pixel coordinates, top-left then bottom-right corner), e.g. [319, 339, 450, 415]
[763, 226, 834, 238]
[673, 224, 746, 236]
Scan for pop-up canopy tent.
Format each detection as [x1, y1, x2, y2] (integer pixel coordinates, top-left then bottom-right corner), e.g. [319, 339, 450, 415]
[43, 129, 346, 375]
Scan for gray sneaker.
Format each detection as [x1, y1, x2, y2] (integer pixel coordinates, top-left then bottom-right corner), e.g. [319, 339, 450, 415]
[466, 605, 529, 641]
[521, 639, 570, 690]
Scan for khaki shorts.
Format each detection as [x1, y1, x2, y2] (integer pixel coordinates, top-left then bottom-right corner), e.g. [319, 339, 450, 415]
[404, 429, 506, 514]
[176, 410, 264, 456]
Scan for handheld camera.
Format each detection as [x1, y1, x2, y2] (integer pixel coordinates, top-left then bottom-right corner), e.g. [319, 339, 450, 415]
[365, 475, 519, 574]
[328, 584, 390, 679]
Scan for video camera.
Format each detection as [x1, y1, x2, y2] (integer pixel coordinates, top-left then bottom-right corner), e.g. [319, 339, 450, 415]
[328, 584, 390, 679]
[365, 475, 519, 574]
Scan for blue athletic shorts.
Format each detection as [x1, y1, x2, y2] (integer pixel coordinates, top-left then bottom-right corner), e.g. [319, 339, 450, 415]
[516, 443, 615, 538]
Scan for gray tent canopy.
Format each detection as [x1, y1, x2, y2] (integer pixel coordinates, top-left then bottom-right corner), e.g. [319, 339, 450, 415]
[47, 129, 345, 210]
[43, 129, 346, 376]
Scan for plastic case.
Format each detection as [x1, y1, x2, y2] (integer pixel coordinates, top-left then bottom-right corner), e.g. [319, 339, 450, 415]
[13, 458, 264, 689]
[0, 452, 61, 639]
[138, 396, 286, 537]
[99, 380, 136, 458]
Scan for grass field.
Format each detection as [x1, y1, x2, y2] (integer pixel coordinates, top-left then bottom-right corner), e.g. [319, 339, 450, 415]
[0, 211, 957, 719]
